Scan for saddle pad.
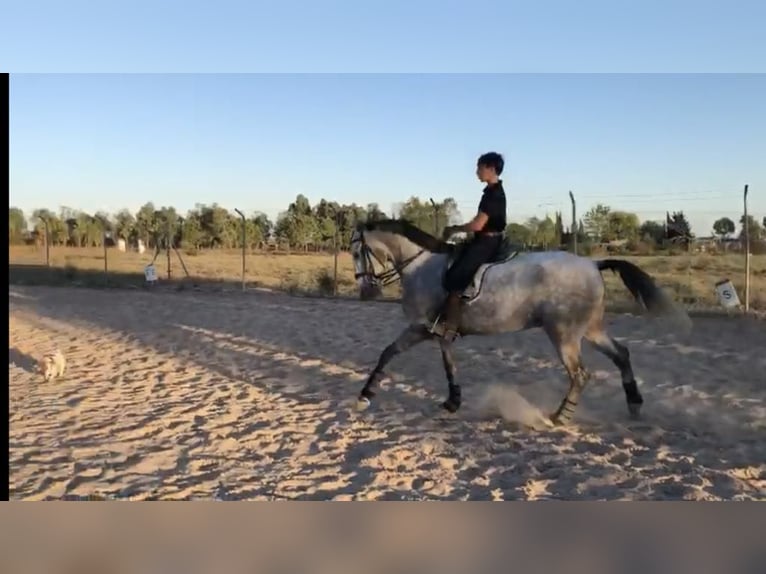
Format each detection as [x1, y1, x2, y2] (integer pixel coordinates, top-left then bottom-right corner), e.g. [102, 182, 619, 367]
[461, 251, 519, 301]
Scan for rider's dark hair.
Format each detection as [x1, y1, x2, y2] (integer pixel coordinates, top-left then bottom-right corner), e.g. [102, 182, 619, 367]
[477, 152, 504, 175]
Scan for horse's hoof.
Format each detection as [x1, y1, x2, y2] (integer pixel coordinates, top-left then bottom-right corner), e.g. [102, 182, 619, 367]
[539, 417, 556, 430]
[356, 397, 371, 412]
[627, 403, 642, 419]
[549, 413, 568, 427]
[441, 399, 460, 413]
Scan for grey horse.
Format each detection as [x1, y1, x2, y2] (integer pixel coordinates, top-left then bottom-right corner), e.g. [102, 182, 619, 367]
[350, 219, 689, 426]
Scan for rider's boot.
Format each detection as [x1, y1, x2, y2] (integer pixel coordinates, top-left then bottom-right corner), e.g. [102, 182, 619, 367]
[429, 291, 462, 342]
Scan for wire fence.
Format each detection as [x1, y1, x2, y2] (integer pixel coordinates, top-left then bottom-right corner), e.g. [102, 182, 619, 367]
[9, 188, 764, 314]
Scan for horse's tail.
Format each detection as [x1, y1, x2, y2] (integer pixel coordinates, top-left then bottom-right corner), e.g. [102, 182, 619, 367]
[596, 258, 684, 319]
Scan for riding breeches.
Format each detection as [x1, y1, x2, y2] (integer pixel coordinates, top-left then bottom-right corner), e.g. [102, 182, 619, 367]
[443, 235, 502, 293]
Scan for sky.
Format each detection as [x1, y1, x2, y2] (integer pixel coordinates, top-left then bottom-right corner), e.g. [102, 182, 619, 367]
[3, 0, 765, 73]
[5, 1, 766, 237]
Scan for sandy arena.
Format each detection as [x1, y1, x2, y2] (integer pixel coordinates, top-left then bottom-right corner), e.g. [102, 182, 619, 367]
[9, 285, 766, 500]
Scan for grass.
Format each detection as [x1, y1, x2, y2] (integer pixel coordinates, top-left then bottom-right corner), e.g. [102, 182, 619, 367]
[9, 245, 766, 311]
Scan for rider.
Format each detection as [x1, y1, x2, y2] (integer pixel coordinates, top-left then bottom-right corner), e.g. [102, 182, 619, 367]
[431, 151, 507, 341]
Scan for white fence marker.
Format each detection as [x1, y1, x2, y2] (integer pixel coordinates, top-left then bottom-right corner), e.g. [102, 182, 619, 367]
[144, 264, 158, 284]
[714, 279, 741, 308]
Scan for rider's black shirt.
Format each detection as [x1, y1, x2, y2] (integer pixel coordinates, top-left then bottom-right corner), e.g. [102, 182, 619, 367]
[477, 180, 507, 234]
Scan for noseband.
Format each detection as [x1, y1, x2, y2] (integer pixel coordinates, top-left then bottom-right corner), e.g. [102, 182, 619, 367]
[351, 232, 424, 287]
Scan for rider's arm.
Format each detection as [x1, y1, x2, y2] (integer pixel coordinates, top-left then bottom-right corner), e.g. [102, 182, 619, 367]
[453, 211, 488, 234]
[453, 190, 500, 233]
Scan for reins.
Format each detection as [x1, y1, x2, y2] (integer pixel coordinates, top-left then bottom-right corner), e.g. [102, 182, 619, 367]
[351, 232, 425, 287]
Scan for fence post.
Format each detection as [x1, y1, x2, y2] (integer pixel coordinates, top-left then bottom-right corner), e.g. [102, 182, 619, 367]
[744, 184, 750, 312]
[94, 215, 108, 285]
[166, 220, 172, 280]
[569, 190, 577, 255]
[333, 213, 340, 296]
[40, 215, 50, 267]
[234, 208, 246, 291]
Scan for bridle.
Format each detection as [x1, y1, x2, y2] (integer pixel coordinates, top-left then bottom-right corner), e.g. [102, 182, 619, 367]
[351, 231, 425, 288]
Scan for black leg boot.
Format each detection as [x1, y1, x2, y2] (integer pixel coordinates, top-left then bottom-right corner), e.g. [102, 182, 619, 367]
[430, 292, 462, 341]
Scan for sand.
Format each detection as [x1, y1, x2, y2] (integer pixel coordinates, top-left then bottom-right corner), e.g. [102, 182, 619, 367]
[9, 285, 766, 500]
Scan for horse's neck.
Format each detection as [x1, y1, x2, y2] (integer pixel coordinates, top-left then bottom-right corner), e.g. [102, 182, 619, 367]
[378, 232, 439, 277]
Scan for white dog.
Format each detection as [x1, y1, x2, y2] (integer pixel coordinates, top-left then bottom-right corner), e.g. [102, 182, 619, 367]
[40, 350, 66, 381]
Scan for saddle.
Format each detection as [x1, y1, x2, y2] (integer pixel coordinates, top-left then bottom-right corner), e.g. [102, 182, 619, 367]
[446, 235, 520, 301]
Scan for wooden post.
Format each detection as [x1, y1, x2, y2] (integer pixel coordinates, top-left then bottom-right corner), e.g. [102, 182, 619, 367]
[333, 213, 340, 296]
[40, 216, 50, 267]
[569, 190, 577, 255]
[166, 217, 172, 280]
[744, 184, 750, 312]
[234, 208, 246, 291]
[95, 216, 108, 284]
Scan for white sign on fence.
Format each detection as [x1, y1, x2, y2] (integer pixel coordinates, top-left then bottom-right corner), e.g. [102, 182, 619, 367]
[144, 264, 158, 284]
[714, 279, 741, 308]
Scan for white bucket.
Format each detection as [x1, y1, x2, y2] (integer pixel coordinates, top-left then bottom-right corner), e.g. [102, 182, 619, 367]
[714, 279, 740, 308]
[144, 264, 158, 284]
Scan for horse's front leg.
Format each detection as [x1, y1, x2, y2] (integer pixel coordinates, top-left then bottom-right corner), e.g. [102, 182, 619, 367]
[439, 338, 461, 413]
[357, 324, 432, 410]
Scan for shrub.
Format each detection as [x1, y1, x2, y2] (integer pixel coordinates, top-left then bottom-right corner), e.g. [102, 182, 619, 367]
[315, 268, 336, 295]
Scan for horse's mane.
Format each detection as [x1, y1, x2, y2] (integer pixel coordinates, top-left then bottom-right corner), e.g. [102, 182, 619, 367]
[357, 219, 454, 254]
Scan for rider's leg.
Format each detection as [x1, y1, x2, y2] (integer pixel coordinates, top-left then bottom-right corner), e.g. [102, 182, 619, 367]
[431, 240, 490, 340]
[434, 290, 462, 341]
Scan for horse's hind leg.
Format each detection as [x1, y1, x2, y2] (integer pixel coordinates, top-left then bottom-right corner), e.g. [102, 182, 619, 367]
[439, 339, 461, 413]
[585, 323, 643, 418]
[546, 327, 590, 426]
[357, 324, 432, 410]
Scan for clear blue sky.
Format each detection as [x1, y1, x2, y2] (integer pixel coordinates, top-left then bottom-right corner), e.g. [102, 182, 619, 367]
[5, 1, 766, 236]
[3, 0, 765, 72]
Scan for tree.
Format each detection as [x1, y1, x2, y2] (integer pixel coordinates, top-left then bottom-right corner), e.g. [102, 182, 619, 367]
[366, 203, 386, 222]
[180, 214, 204, 249]
[525, 216, 557, 249]
[739, 214, 763, 242]
[583, 204, 611, 242]
[398, 196, 460, 237]
[276, 195, 321, 250]
[505, 222, 532, 246]
[576, 219, 588, 244]
[33, 193, 730, 256]
[398, 196, 436, 234]
[241, 218, 264, 249]
[114, 209, 136, 242]
[252, 212, 272, 237]
[666, 211, 693, 249]
[712, 217, 735, 240]
[605, 211, 640, 242]
[31, 208, 67, 246]
[135, 202, 158, 247]
[9, 207, 27, 245]
[639, 220, 666, 247]
[553, 211, 564, 248]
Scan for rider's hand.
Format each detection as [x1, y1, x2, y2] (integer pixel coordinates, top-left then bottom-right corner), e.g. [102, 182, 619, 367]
[441, 225, 457, 241]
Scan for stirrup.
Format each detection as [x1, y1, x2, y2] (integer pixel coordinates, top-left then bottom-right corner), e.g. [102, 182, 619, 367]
[428, 315, 459, 341]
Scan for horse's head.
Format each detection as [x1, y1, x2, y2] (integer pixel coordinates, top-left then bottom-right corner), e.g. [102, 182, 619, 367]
[350, 219, 445, 300]
[350, 225, 392, 300]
